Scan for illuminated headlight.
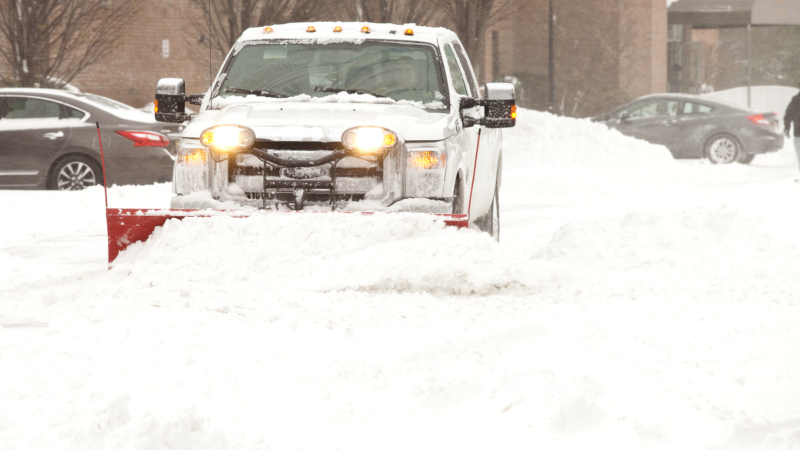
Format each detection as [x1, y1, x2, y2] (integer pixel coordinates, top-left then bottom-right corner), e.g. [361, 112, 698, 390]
[342, 126, 399, 154]
[200, 125, 255, 153]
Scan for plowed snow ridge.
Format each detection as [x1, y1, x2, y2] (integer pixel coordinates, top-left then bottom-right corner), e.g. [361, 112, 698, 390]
[112, 213, 536, 295]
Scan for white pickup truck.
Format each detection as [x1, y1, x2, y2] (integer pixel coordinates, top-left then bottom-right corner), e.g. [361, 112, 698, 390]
[154, 22, 515, 239]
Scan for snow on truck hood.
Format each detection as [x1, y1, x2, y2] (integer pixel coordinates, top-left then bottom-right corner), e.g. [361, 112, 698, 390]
[184, 97, 455, 142]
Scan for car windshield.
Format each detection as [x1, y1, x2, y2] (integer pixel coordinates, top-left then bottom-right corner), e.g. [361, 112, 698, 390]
[215, 41, 447, 108]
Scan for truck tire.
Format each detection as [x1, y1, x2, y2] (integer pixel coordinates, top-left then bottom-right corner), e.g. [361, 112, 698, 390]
[451, 176, 464, 214]
[476, 182, 500, 242]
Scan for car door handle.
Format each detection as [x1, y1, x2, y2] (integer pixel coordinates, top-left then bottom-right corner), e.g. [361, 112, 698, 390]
[43, 131, 64, 140]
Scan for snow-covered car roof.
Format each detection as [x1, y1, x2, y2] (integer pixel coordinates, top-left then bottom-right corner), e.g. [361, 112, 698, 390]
[236, 22, 459, 47]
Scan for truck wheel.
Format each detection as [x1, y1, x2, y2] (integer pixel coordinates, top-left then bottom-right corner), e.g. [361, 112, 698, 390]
[451, 176, 464, 214]
[477, 182, 500, 242]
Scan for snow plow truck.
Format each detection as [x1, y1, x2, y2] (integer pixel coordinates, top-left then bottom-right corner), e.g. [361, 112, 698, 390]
[106, 22, 516, 263]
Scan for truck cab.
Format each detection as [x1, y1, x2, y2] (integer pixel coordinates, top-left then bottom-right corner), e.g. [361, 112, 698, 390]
[155, 22, 515, 238]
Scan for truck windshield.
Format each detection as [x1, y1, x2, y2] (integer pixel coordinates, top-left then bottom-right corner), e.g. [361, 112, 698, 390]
[216, 41, 447, 108]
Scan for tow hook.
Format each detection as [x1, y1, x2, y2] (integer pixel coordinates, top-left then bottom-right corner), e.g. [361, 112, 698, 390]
[294, 188, 305, 211]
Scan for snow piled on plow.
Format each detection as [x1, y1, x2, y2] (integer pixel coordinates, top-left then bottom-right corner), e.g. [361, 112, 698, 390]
[112, 213, 535, 295]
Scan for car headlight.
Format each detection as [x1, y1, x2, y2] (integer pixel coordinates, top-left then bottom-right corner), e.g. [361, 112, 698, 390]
[342, 126, 399, 154]
[200, 125, 255, 153]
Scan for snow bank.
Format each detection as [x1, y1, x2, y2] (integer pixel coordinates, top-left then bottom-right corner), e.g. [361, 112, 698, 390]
[0, 183, 171, 245]
[3, 108, 800, 450]
[110, 213, 536, 296]
[502, 109, 680, 198]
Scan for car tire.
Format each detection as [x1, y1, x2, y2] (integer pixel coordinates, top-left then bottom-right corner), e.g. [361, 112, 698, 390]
[705, 135, 741, 164]
[451, 176, 464, 214]
[49, 155, 103, 191]
[476, 182, 500, 241]
[738, 153, 756, 164]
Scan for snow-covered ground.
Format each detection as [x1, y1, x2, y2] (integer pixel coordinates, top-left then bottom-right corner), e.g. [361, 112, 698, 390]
[2, 109, 800, 449]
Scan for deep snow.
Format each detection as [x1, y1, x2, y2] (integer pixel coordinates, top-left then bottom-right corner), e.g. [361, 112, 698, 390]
[2, 109, 800, 449]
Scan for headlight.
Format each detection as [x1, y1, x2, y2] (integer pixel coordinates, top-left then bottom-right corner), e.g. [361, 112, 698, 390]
[199, 125, 255, 153]
[342, 126, 399, 154]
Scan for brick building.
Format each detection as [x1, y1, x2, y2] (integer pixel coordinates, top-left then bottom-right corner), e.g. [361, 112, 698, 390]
[69, 0, 212, 109]
[484, 0, 667, 116]
[4, 0, 667, 118]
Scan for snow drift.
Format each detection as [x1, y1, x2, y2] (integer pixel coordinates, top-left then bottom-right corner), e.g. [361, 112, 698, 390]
[3, 108, 800, 450]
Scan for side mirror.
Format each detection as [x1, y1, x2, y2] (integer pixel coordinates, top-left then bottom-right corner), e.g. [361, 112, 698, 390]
[155, 78, 204, 123]
[459, 82, 516, 129]
[483, 83, 516, 128]
[618, 111, 631, 123]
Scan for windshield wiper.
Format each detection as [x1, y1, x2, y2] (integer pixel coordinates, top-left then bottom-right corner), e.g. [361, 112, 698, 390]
[314, 86, 388, 99]
[223, 87, 288, 98]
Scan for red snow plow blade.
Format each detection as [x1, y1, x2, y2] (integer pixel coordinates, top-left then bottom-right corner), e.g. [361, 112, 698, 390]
[105, 208, 469, 264]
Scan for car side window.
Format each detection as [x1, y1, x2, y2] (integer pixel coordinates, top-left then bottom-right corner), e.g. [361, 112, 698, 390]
[682, 102, 713, 115]
[452, 43, 480, 98]
[65, 106, 86, 120]
[624, 99, 679, 118]
[2, 97, 62, 120]
[444, 45, 468, 97]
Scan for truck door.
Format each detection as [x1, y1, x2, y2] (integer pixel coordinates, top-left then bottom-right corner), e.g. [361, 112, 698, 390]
[444, 43, 492, 218]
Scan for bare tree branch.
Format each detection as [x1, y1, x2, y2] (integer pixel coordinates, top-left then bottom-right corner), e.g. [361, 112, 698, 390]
[0, 0, 141, 88]
[187, 0, 342, 62]
[429, 0, 515, 82]
[343, 0, 441, 25]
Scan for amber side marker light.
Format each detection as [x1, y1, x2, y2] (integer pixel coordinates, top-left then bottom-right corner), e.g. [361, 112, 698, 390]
[404, 29, 414, 36]
[264, 27, 273, 33]
[333, 26, 343, 32]
[361, 26, 371, 33]
[307, 26, 316, 33]
[409, 151, 444, 170]
[154, 99, 158, 113]
[511, 105, 518, 119]
[181, 148, 207, 165]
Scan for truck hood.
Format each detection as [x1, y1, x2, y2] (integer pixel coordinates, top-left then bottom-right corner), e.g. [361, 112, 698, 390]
[183, 102, 457, 142]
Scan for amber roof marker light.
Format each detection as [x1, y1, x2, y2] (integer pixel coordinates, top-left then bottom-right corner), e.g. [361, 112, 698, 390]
[307, 26, 316, 33]
[361, 26, 371, 34]
[404, 29, 414, 36]
[263, 26, 273, 33]
[333, 25, 343, 32]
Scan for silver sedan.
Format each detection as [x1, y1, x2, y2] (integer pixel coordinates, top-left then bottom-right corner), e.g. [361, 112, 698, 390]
[0, 88, 182, 190]
[593, 94, 784, 164]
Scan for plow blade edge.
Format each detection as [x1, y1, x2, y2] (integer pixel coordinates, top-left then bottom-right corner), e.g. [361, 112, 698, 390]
[106, 208, 469, 265]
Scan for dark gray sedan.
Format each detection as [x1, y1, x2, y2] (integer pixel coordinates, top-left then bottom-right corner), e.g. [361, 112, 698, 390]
[0, 88, 182, 190]
[593, 94, 784, 164]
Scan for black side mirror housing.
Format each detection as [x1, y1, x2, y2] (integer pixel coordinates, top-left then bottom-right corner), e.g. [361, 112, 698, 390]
[618, 111, 631, 123]
[155, 78, 204, 123]
[459, 83, 516, 129]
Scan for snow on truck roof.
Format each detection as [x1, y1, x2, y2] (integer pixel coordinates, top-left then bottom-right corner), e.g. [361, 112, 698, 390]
[237, 22, 458, 46]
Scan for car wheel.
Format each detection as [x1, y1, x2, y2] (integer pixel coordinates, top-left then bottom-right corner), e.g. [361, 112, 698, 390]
[451, 176, 464, 214]
[49, 155, 103, 191]
[738, 153, 756, 164]
[477, 182, 500, 241]
[706, 135, 741, 164]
